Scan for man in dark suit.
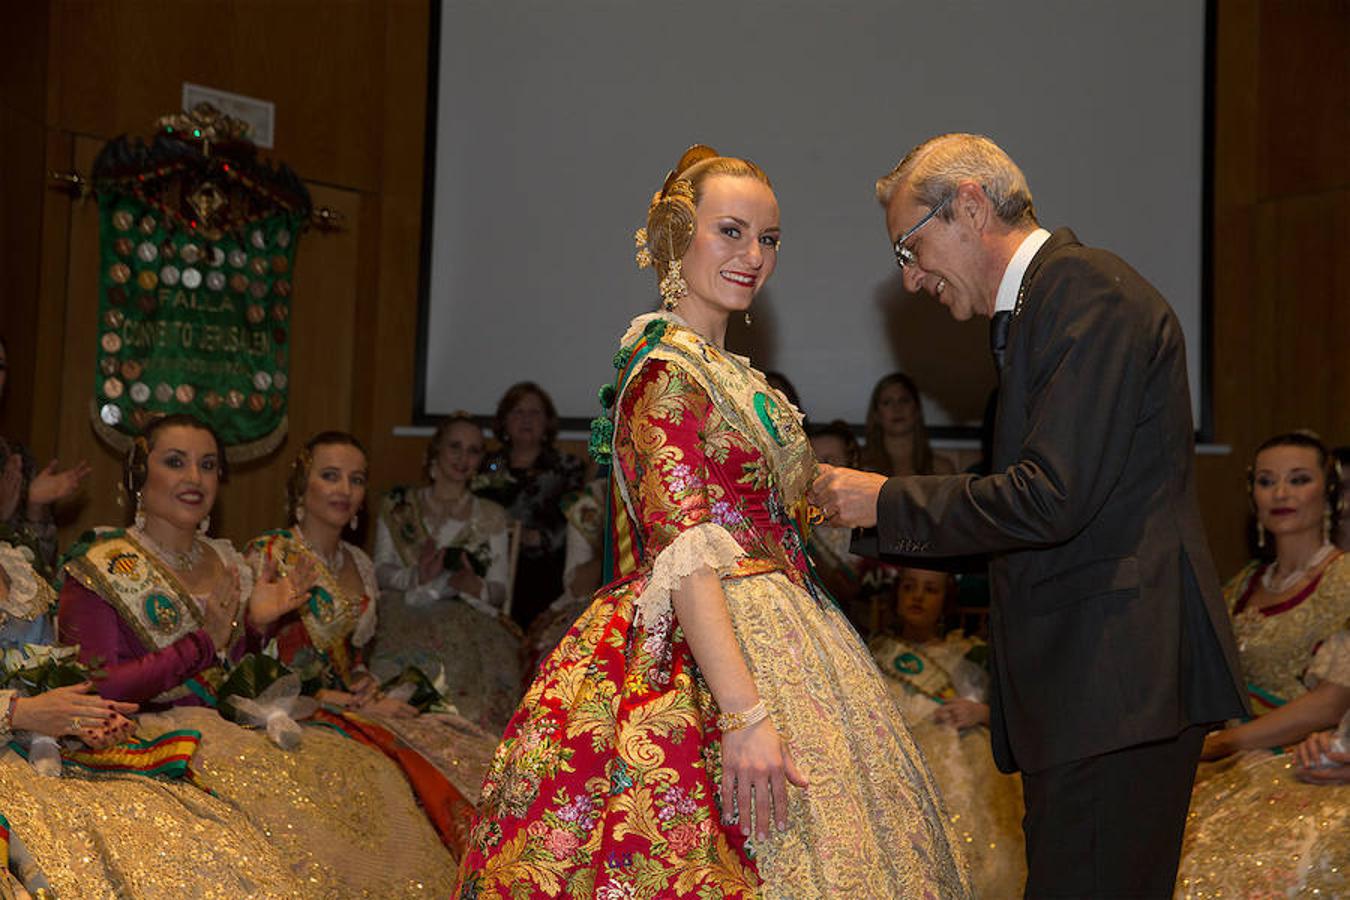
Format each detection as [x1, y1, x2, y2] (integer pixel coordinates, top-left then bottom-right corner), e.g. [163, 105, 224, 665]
[811, 133, 1248, 898]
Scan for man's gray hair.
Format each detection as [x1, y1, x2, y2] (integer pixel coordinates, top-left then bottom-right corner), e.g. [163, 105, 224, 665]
[875, 133, 1037, 227]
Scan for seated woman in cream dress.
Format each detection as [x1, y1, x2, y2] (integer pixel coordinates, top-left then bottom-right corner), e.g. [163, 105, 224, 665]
[369, 414, 521, 729]
[1176, 431, 1350, 897]
[54, 415, 459, 896]
[0, 534, 312, 896]
[868, 565, 1026, 897]
[245, 432, 498, 815]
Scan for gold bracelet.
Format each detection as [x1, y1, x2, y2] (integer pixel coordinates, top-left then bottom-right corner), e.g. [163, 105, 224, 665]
[717, 700, 769, 733]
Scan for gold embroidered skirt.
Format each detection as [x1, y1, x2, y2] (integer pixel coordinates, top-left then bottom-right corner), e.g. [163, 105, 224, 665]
[0, 745, 310, 898]
[721, 572, 973, 898]
[1177, 751, 1349, 898]
[136, 706, 457, 896]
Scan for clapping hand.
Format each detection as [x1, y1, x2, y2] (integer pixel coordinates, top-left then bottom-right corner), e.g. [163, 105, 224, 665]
[26, 458, 92, 508]
[248, 553, 320, 627]
[416, 539, 444, 585]
[200, 569, 241, 650]
[446, 551, 484, 598]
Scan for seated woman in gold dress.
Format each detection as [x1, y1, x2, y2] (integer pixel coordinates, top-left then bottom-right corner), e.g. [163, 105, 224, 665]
[52, 414, 459, 896]
[868, 565, 1025, 897]
[245, 431, 498, 831]
[369, 415, 522, 729]
[0, 461, 318, 896]
[1177, 431, 1349, 897]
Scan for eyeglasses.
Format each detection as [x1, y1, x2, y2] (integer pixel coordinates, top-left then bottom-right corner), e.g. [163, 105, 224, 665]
[892, 195, 951, 270]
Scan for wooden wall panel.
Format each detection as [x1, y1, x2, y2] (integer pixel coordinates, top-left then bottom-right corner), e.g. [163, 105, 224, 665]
[4, 0, 1346, 579]
[48, 0, 385, 192]
[1257, 0, 1350, 199]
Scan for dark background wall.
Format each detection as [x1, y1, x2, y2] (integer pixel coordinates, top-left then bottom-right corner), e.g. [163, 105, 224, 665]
[0, 0, 1346, 577]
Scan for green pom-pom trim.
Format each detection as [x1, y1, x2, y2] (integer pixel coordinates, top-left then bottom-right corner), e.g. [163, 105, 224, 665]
[612, 346, 632, 370]
[598, 383, 616, 409]
[588, 415, 615, 464]
[643, 319, 668, 341]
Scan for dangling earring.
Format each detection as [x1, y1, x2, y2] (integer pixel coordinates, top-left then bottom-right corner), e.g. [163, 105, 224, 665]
[1324, 503, 1333, 544]
[349, 512, 359, 531]
[295, 502, 306, 524]
[659, 260, 687, 311]
[744, 310, 752, 326]
[198, 515, 210, 536]
[134, 490, 146, 530]
[1257, 521, 1266, 549]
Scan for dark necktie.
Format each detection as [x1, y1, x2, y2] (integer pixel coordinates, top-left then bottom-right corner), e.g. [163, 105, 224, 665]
[989, 310, 1012, 372]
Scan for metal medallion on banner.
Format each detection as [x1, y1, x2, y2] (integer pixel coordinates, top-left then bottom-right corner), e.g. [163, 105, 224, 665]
[89, 103, 311, 462]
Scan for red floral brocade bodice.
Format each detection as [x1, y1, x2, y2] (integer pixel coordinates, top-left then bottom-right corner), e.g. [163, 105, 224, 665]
[605, 315, 824, 623]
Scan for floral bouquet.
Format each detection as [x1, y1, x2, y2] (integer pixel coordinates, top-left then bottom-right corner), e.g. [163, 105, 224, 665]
[0, 644, 96, 693]
[0, 644, 126, 772]
[380, 665, 458, 715]
[218, 643, 318, 750]
[469, 466, 519, 508]
[442, 537, 493, 578]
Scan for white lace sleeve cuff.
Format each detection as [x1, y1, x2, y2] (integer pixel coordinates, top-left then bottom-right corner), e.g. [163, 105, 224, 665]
[0, 689, 17, 739]
[0, 542, 54, 621]
[1308, 631, 1350, 689]
[634, 523, 746, 625]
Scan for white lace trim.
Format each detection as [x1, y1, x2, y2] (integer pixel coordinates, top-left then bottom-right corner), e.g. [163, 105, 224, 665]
[0, 542, 53, 621]
[206, 538, 253, 617]
[634, 523, 746, 625]
[346, 542, 379, 648]
[1308, 631, 1350, 689]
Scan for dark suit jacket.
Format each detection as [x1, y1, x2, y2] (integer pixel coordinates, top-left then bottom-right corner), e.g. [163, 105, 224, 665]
[876, 228, 1248, 774]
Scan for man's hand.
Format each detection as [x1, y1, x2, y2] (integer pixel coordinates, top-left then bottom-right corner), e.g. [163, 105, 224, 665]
[808, 464, 887, 528]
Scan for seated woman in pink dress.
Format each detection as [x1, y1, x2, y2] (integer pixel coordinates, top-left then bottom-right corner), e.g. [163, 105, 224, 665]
[54, 413, 460, 895]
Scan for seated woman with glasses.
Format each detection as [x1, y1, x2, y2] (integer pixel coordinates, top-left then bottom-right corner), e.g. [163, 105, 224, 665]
[478, 382, 586, 630]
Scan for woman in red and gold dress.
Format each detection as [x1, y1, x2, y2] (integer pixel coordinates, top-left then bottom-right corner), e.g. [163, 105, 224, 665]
[455, 147, 969, 899]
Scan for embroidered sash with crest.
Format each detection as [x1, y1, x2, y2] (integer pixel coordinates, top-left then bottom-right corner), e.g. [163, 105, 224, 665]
[871, 637, 959, 704]
[63, 531, 237, 703]
[380, 486, 431, 569]
[251, 530, 367, 679]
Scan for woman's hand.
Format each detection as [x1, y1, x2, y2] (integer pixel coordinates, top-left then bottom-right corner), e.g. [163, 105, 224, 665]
[360, 694, 419, 719]
[1293, 730, 1350, 784]
[1200, 728, 1237, 761]
[932, 698, 989, 730]
[416, 539, 444, 585]
[721, 719, 809, 841]
[248, 553, 319, 628]
[10, 682, 138, 738]
[446, 553, 484, 598]
[315, 688, 356, 708]
[26, 458, 92, 508]
[200, 569, 241, 650]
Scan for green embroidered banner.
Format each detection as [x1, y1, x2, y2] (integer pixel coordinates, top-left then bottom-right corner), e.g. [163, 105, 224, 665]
[89, 104, 310, 461]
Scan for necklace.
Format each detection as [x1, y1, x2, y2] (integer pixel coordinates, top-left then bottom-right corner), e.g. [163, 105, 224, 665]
[424, 486, 472, 525]
[295, 526, 345, 574]
[132, 525, 204, 572]
[1261, 541, 1336, 594]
